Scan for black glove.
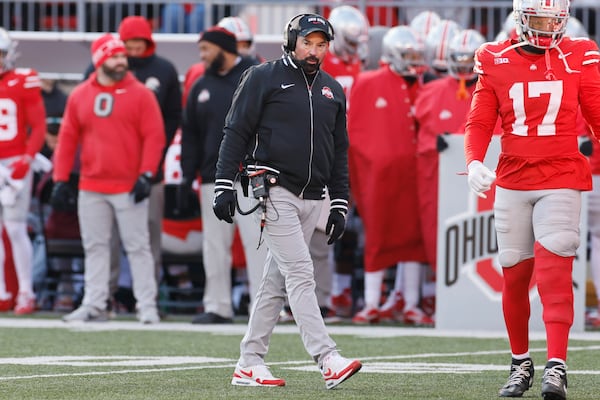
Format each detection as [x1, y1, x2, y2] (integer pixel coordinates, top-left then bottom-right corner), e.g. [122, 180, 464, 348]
[580, 139, 593, 157]
[326, 210, 346, 245]
[49, 181, 77, 211]
[436, 133, 449, 152]
[213, 189, 236, 223]
[130, 173, 152, 203]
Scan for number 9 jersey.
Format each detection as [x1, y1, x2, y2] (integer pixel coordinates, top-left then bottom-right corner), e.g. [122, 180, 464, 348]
[0, 68, 46, 159]
[464, 36, 600, 191]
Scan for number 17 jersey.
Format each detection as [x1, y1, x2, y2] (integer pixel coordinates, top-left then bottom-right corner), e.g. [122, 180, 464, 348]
[465, 37, 600, 191]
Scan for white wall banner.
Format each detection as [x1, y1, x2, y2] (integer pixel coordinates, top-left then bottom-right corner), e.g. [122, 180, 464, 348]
[436, 134, 586, 332]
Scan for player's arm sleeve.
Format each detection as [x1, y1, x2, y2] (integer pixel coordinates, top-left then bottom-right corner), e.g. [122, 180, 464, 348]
[180, 83, 202, 182]
[163, 65, 183, 146]
[139, 91, 166, 175]
[327, 85, 350, 212]
[216, 66, 263, 182]
[464, 66, 498, 166]
[52, 94, 80, 182]
[23, 84, 47, 158]
[578, 41, 600, 141]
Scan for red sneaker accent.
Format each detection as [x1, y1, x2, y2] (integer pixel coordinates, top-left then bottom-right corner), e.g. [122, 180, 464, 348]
[331, 288, 353, 318]
[352, 307, 379, 324]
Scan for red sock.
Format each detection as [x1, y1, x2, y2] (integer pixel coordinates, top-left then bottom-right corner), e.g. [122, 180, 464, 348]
[534, 242, 574, 361]
[502, 258, 534, 355]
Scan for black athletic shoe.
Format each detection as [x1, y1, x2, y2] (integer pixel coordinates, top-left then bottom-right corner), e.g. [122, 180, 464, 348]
[498, 358, 534, 397]
[191, 312, 232, 324]
[541, 361, 567, 400]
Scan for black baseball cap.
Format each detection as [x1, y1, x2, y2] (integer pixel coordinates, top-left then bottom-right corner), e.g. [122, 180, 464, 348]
[297, 14, 332, 41]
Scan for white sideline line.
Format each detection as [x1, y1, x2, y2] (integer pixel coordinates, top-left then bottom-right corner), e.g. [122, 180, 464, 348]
[2, 317, 600, 340]
[3, 345, 600, 381]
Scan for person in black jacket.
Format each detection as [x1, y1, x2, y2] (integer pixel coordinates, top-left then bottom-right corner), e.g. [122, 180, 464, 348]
[214, 13, 361, 389]
[180, 26, 264, 324]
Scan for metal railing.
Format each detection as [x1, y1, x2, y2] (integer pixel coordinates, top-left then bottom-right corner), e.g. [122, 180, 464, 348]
[1, 1, 598, 42]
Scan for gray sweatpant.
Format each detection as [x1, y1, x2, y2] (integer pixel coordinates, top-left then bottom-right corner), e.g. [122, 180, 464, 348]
[238, 186, 337, 367]
[78, 190, 157, 312]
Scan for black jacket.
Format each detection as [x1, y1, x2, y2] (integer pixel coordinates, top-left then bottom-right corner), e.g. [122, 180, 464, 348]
[215, 54, 349, 209]
[181, 56, 258, 183]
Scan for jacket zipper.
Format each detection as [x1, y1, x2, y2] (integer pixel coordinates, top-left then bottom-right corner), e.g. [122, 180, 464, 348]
[299, 70, 317, 198]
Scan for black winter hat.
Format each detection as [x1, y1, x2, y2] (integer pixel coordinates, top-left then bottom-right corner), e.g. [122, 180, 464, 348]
[199, 27, 238, 54]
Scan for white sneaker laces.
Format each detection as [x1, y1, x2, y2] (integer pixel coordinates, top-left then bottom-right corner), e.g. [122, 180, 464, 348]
[506, 360, 533, 386]
[543, 365, 566, 388]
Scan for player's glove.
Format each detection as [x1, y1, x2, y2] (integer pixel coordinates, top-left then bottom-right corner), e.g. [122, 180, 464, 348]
[436, 133, 449, 152]
[580, 139, 593, 157]
[130, 173, 153, 203]
[49, 181, 77, 211]
[326, 210, 346, 245]
[9, 155, 32, 180]
[467, 160, 496, 199]
[213, 189, 236, 223]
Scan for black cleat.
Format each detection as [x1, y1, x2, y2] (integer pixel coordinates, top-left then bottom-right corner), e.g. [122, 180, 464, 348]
[498, 358, 534, 397]
[191, 312, 233, 324]
[541, 361, 567, 400]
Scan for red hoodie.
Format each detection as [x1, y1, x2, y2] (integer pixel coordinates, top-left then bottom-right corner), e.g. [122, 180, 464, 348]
[118, 16, 156, 57]
[53, 72, 165, 193]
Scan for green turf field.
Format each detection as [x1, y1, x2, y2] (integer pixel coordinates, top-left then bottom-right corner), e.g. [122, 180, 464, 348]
[0, 316, 598, 400]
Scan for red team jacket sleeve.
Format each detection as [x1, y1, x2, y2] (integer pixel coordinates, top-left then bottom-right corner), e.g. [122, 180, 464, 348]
[22, 70, 46, 158]
[464, 50, 499, 167]
[52, 89, 81, 182]
[578, 41, 600, 141]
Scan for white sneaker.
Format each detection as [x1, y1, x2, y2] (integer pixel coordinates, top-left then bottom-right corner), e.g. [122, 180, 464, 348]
[137, 307, 160, 324]
[231, 364, 286, 387]
[320, 352, 362, 389]
[62, 305, 108, 322]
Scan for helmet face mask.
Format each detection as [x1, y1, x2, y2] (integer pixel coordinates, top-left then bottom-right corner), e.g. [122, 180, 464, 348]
[513, 0, 570, 49]
[382, 26, 426, 77]
[446, 29, 486, 80]
[327, 6, 369, 64]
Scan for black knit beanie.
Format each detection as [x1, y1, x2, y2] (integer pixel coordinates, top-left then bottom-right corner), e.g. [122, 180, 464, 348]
[199, 27, 238, 55]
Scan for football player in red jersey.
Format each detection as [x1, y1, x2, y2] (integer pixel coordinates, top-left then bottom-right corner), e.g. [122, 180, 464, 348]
[464, 1, 600, 398]
[0, 28, 46, 315]
[348, 25, 431, 325]
[319, 5, 368, 319]
[414, 28, 489, 313]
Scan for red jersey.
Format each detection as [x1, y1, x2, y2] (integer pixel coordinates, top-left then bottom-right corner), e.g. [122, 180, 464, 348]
[465, 37, 600, 191]
[348, 65, 426, 272]
[0, 68, 46, 159]
[414, 76, 479, 269]
[322, 53, 361, 98]
[53, 72, 165, 194]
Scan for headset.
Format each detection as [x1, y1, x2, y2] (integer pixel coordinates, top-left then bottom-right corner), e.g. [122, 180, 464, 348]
[283, 13, 335, 53]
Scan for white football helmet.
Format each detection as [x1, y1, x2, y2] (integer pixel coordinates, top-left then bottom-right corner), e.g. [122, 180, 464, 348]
[513, 0, 570, 49]
[0, 28, 16, 73]
[328, 5, 369, 64]
[425, 19, 461, 74]
[381, 26, 426, 77]
[447, 29, 486, 80]
[409, 10, 441, 39]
